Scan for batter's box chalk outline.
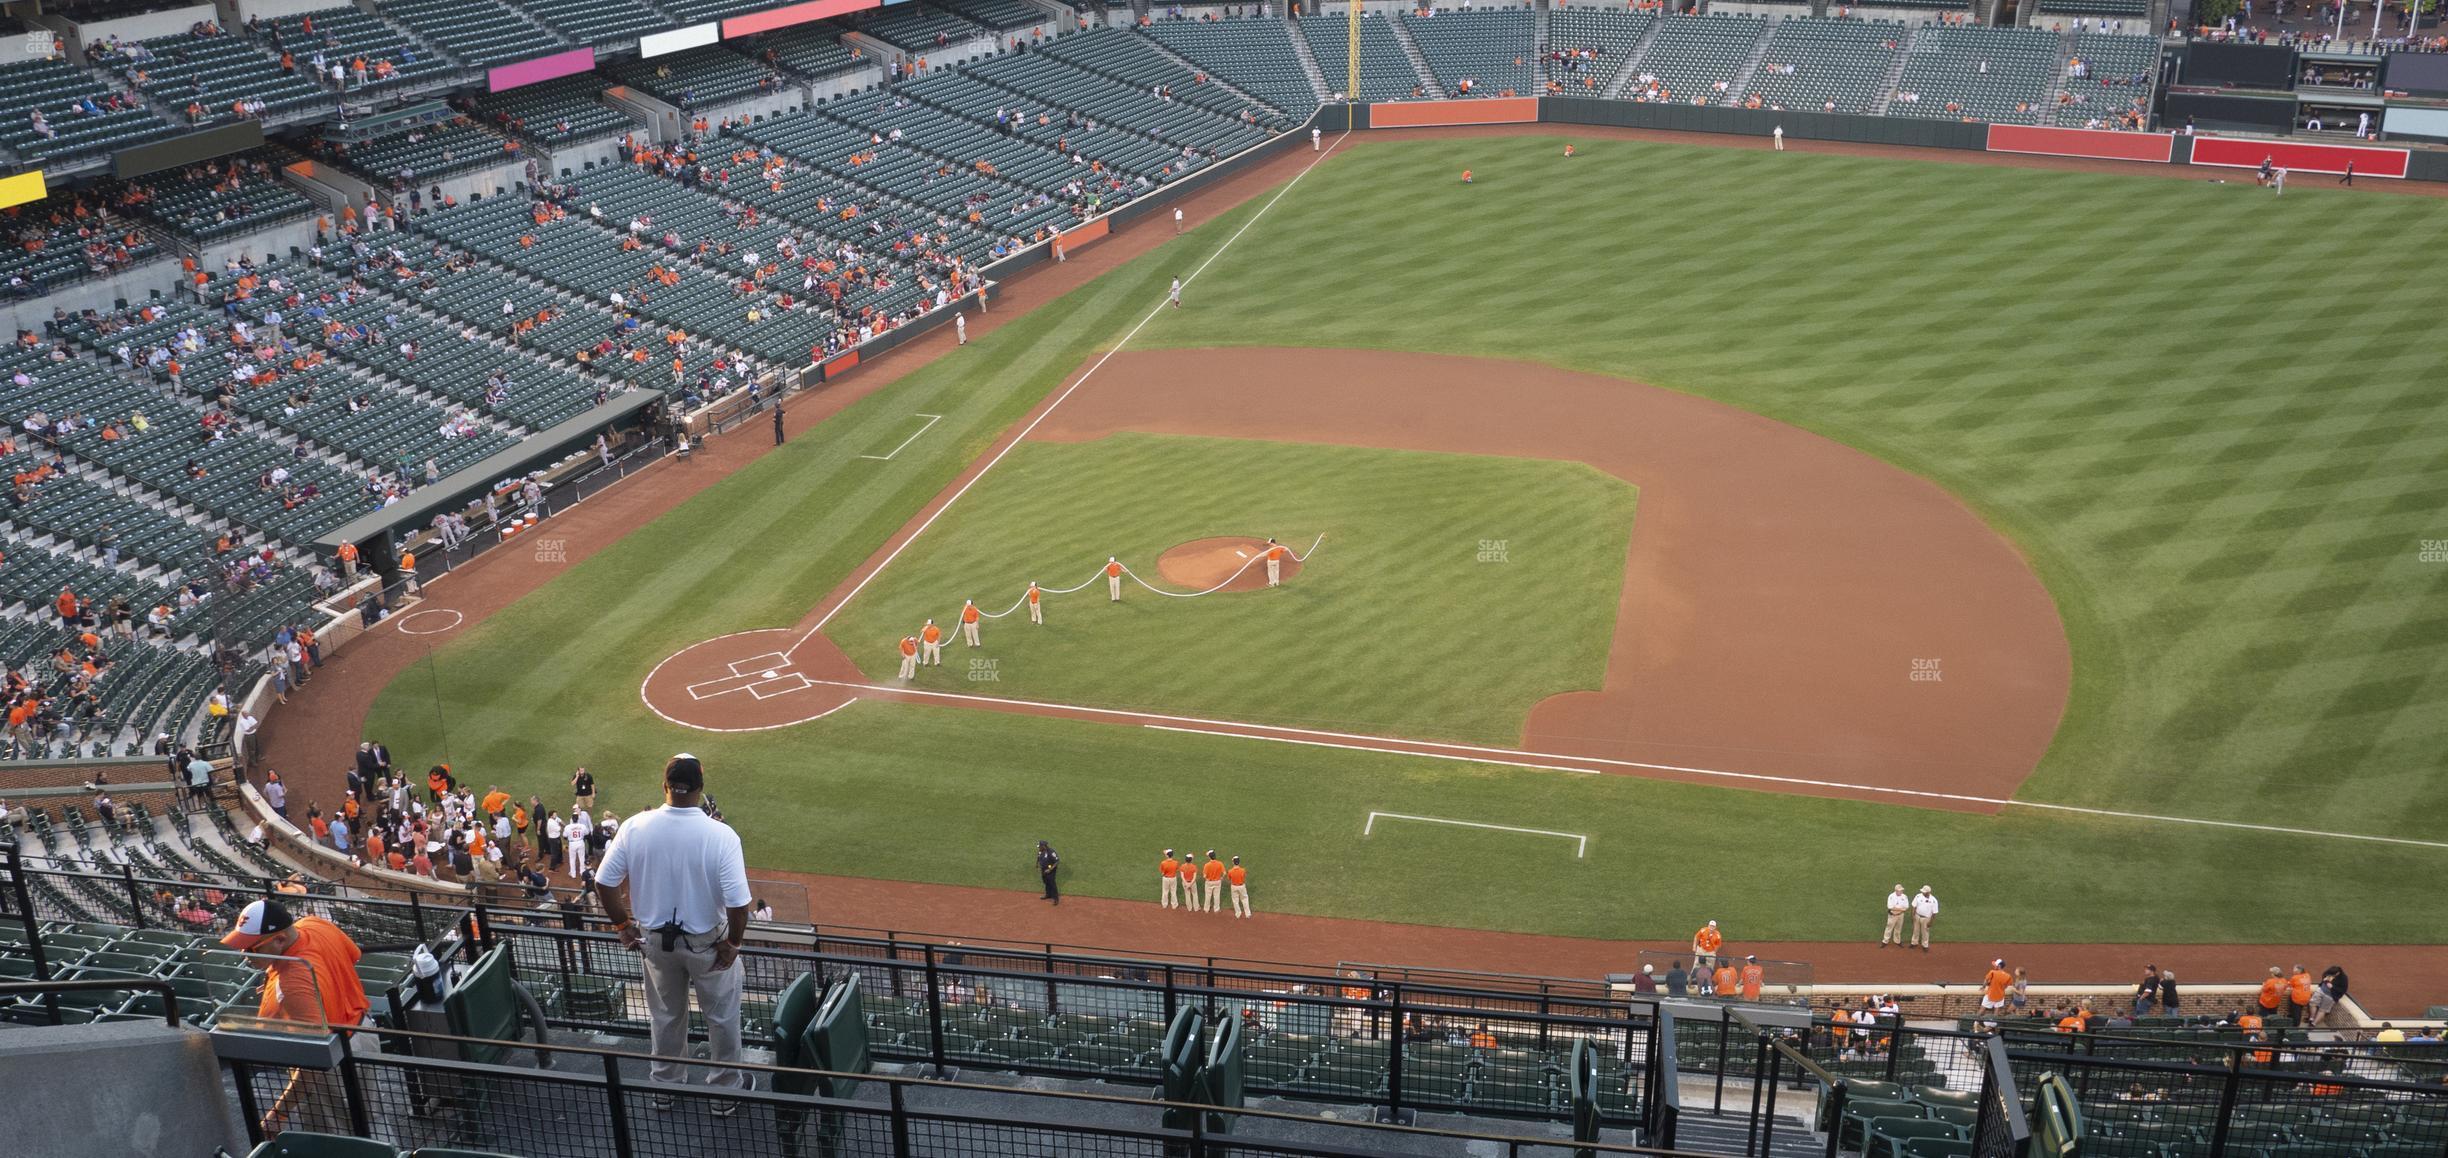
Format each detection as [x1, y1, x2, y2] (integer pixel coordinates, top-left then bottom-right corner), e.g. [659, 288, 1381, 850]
[726, 652, 792, 677]
[1363, 811, 1587, 859]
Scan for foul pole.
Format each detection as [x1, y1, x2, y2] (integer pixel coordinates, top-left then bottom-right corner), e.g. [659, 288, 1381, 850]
[1346, 0, 1362, 131]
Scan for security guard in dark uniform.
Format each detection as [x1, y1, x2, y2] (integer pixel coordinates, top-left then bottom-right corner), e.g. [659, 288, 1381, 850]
[1036, 840, 1060, 904]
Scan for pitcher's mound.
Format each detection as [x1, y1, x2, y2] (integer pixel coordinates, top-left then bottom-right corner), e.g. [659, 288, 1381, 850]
[1157, 536, 1299, 592]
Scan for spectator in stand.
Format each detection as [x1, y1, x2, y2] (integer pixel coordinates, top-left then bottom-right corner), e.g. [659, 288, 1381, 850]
[2288, 964, 2315, 1024]
[2258, 967, 2286, 1022]
[2133, 963, 2161, 1016]
[2157, 969, 2179, 1017]
[595, 754, 753, 1109]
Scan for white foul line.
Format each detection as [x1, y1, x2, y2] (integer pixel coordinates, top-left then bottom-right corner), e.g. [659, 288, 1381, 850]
[861, 413, 944, 461]
[804, 129, 1352, 640]
[774, 678, 2448, 850]
[1365, 811, 1587, 859]
[1143, 723, 1599, 776]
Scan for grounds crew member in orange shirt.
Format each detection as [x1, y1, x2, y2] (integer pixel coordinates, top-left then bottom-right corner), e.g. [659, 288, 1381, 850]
[1739, 955, 1765, 1001]
[1228, 855, 1251, 918]
[223, 897, 370, 1132]
[1159, 849, 1181, 908]
[1264, 538, 1286, 586]
[920, 619, 944, 665]
[961, 599, 982, 646]
[1176, 855, 1200, 913]
[1692, 920, 1723, 970]
[897, 635, 919, 681]
[1027, 582, 1043, 625]
[1106, 556, 1124, 601]
[1202, 849, 1225, 912]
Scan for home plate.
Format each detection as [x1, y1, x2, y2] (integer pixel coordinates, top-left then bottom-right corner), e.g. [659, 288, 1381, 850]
[763, 669, 780, 679]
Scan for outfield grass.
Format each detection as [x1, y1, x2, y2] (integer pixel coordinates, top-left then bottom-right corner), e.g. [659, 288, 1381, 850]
[366, 135, 2448, 942]
[823, 434, 1637, 742]
[1140, 135, 2448, 840]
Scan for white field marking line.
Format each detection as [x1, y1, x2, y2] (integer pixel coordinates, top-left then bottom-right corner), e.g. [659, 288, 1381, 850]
[1143, 723, 1597, 777]
[802, 129, 1353, 642]
[394, 609, 463, 635]
[1364, 811, 1587, 859]
[792, 678, 2448, 851]
[860, 413, 944, 461]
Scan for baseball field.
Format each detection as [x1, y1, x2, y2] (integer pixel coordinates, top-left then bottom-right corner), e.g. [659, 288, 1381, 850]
[355, 131, 2448, 948]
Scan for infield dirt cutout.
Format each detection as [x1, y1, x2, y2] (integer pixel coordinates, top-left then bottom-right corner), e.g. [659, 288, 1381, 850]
[1157, 536, 1301, 592]
[643, 347, 2071, 810]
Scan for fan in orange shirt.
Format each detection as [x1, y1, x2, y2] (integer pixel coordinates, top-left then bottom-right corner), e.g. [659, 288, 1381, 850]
[1982, 959, 2014, 1014]
[1739, 956, 1765, 1001]
[1692, 920, 1724, 969]
[1711, 961, 1738, 996]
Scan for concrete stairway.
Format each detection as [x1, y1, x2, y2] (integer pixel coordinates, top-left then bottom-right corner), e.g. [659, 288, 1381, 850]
[1603, 17, 1671, 99]
[1387, 13, 1446, 98]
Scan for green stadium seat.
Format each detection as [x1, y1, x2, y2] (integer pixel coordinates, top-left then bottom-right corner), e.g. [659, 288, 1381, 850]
[1868, 1118, 1969, 1158]
[247, 1133, 399, 1157]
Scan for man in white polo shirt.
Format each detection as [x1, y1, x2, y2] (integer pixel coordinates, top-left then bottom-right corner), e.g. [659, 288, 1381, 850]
[595, 753, 754, 1112]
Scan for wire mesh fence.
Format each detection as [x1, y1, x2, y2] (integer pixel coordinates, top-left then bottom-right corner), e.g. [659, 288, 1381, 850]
[2004, 1045, 2448, 1158]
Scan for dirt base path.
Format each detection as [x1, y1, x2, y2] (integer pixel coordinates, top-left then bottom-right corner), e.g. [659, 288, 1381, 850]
[765, 868, 2448, 1017]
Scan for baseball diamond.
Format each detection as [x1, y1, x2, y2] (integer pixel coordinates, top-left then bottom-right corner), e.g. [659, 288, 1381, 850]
[15, 4, 2448, 1153]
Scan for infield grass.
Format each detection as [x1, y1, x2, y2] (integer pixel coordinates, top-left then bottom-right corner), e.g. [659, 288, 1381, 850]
[366, 134, 2448, 942]
[823, 434, 1637, 742]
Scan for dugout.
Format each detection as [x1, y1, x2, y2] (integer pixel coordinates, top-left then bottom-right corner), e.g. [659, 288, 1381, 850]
[312, 388, 664, 588]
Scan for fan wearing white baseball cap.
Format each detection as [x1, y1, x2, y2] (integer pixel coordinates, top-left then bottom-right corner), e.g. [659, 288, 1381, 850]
[223, 897, 372, 1134]
[223, 897, 369, 1030]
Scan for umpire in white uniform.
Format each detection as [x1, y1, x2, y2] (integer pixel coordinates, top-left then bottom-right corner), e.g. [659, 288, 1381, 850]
[595, 754, 755, 1107]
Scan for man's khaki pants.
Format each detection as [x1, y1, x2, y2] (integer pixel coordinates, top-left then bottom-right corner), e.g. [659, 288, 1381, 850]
[898, 652, 917, 680]
[1911, 915, 1933, 949]
[922, 640, 941, 665]
[1231, 883, 1251, 918]
[1881, 909, 1906, 945]
[1029, 600, 1042, 624]
[1266, 558, 1280, 586]
[1161, 875, 1178, 908]
[643, 931, 746, 1090]
[1108, 576, 1121, 601]
[1204, 879, 1222, 912]
[963, 620, 980, 646]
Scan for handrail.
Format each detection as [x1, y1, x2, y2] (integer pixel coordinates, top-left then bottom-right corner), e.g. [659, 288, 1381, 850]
[323, 1022, 1707, 1156]
[0, 977, 182, 1027]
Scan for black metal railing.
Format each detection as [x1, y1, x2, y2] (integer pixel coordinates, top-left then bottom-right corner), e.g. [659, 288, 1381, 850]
[481, 920, 1655, 1127]
[221, 1023, 1701, 1158]
[1971, 1036, 2034, 1158]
